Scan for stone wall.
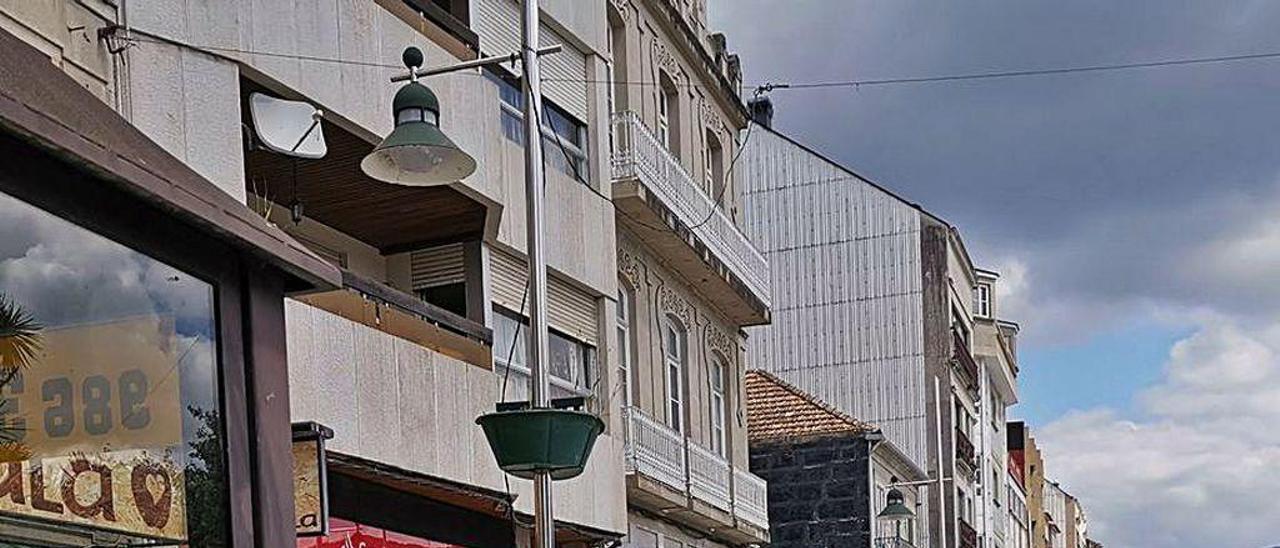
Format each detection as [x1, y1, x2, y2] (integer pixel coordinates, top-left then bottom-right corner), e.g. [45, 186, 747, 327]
[748, 435, 872, 548]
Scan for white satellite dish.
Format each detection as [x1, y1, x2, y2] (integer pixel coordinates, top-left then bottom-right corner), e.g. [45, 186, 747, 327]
[249, 92, 327, 159]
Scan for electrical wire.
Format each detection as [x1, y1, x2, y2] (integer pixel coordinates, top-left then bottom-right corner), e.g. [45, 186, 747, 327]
[686, 107, 757, 231]
[119, 30, 1280, 91]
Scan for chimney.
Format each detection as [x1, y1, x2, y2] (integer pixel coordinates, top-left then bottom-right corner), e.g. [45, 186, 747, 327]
[748, 95, 774, 129]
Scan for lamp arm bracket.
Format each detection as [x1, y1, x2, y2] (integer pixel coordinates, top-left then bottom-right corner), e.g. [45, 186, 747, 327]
[391, 44, 563, 83]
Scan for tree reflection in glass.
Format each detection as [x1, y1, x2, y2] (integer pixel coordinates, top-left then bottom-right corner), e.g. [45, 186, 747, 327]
[0, 192, 228, 546]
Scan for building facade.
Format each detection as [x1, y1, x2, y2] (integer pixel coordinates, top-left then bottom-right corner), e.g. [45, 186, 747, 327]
[0, 0, 637, 545]
[744, 370, 928, 548]
[738, 105, 1021, 548]
[0, 24, 341, 547]
[1064, 492, 1088, 548]
[606, 0, 773, 545]
[971, 269, 1022, 548]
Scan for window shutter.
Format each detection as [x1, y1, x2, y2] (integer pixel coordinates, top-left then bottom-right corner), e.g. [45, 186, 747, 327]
[490, 249, 599, 345]
[410, 243, 466, 289]
[475, 0, 589, 122]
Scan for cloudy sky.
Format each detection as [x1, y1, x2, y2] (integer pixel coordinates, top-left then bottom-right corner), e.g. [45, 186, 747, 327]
[712, 2, 1280, 547]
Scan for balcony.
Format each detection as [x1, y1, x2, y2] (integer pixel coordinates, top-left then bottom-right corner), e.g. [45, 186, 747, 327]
[952, 330, 980, 392]
[623, 407, 769, 543]
[875, 538, 918, 548]
[955, 428, 977, 471]
[610, 111, 771, 325]
[958, 518, 979, 548]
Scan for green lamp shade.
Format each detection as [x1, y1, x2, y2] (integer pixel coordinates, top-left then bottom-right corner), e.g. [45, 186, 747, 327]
[476, 409, 605, 480]
[877, 488, 916, 522]
[361, 81, 477, 186]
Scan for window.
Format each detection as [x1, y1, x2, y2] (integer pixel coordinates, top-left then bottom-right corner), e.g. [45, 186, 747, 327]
[658, 72, 680, 157]
[662, 319, 686, 433]
[616, 287, 634, 408]
[976, 283, 992, 318]
[492, 307, 596, 401]
[0, 191, 226, 545]
[486, 70, 590, 180]
[704, 130, 724, 199]
[709, 357, 727, 456]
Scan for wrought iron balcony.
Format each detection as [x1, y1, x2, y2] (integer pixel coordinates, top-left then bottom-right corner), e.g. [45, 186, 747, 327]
[623, 406, 770, 533]
[955, 427, 977, 470]
[959, 518, 979, 548]
[610, 112, 771, 323]
[952, 330, 980, 391]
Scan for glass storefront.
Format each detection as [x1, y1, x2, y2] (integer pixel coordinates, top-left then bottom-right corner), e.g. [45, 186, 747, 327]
[0, 191, 227, 546]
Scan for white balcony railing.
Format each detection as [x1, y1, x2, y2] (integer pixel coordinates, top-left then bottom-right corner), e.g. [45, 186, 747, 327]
[625, 407, 770, 532]
[610, 111, 771, 306]
[733, 467, 769, 530]
[623, 406, 687, 492]
[688, 442, 732, 512]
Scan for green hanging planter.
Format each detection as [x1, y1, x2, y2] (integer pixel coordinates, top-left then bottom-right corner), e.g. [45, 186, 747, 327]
[476, 408, 605, 480]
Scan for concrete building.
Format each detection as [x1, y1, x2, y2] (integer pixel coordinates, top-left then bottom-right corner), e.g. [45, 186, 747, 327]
[1043, 482, 1068, 548]
[971, 269, 1022, 548]
[737, 104, 1020, 548]
[1005, 446, 1032, 548]
[1009, 421, 1049, 548]
[0, 0, 633, 545]
[744, 370, 928, 548]
[1065, 493, 1088, 548]
[605, 0, 774, 546]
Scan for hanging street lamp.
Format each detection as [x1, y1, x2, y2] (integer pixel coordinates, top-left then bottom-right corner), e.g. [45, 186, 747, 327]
[361, 47, 477, 186]
[366, 4, 595, 545]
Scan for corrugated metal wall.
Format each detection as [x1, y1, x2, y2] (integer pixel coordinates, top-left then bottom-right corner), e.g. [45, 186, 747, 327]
[474, 0, 589, 121]
[740, 128, 930, 471]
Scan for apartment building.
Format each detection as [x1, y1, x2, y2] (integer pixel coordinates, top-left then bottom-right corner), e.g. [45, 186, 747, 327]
[0, 0, 633, 545]
[1005, 443, 1032, 548]
[605, 0, 774, 545]
[971, 269, 1022, 548]
[1064, 493, 1088, 548]
[736, 101, 1019, 548]
[1009, 421, 1049, 548]
[744, 370, 928, 548]
[1043, 482, 1068, 548]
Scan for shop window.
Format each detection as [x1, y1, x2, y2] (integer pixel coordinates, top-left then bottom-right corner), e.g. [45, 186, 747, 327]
[0, 192, 226, 546]
[492, 307, 595, 401]
[486, 70, 590, 181]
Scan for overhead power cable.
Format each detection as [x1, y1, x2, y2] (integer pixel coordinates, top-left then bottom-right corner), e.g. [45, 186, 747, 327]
[121, 30, 1280, 90]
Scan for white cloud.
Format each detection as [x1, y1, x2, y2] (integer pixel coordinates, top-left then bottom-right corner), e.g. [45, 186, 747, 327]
[1038, 322, 1280, 548]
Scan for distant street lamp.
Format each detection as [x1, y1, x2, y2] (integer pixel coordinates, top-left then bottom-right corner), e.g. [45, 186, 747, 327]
[878, 488, 916, 542]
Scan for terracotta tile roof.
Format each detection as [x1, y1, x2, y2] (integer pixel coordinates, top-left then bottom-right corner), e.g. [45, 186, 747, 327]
[745, 370, 877, 443]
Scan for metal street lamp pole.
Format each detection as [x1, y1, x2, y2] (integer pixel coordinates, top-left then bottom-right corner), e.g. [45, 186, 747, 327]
[519, 1, 556, 547]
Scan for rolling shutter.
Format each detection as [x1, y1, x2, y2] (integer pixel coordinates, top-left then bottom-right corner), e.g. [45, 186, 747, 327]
[490, 249, 599, 345]
[474, 0, 589, 122]
[410, 243, 466, 289]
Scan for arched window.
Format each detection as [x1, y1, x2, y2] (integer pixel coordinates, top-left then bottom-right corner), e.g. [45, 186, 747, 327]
[616, 285, 635, 408]
[662, 317, 686, 433]
[658, 72, 681, 158]
[709, 354, 727, 457]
